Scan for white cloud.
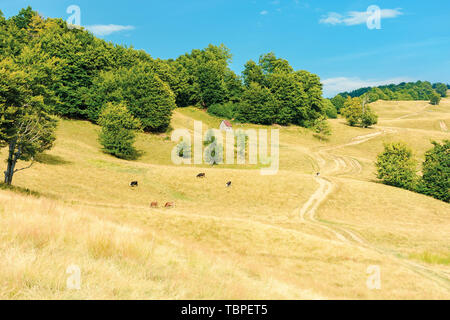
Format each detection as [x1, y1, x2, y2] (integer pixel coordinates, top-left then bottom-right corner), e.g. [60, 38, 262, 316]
[85, 24, 135, 36]
[260, 10, 269, 15]
[321, 77, 413, 97]
[319, 8, 402, 26]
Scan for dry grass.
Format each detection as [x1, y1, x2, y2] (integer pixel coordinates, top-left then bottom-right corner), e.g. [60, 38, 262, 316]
[0, 99, 449, 299]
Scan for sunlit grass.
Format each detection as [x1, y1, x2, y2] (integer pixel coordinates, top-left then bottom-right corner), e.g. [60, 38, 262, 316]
[0, 98, 449, 299]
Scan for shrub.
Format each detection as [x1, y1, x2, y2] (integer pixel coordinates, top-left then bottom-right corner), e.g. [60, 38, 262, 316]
[417, 140, 449, 203]
[429, 91, 441, 105]
[207, 102, 237, 119]
[323, 99, 337, 119]
[342, 97, 378, 127]
[376, 142, 417, 190]
[98, 103, 141, 160]
[312, 116, 332, 140]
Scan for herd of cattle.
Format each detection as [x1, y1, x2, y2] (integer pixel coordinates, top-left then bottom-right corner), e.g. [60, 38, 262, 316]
[129, 173, 231, 209]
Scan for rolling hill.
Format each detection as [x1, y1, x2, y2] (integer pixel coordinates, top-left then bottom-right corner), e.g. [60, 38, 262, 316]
[0, 97, 449, 299]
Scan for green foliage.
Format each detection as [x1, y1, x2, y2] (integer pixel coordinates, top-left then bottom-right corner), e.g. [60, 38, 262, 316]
[312, 116, 332, 140]
[89, 62, 175, 132]
[240, 53, 324, 126]
[174, 44, 237, 108]
[339, 81, 440, 103]
[0, 43, 59, 185]
[376, 142, 418, 190]
[361, 108, 378, 128]
[429, 91, 441, 105]
[323, 98, 337, 119]
[417, 141, 449, 203]
[98, 103, 141, 160]
[433, 83, 448, 97]
[330, 94, 346, 113]
[207, 102, 238, 119]
[237, 82, 277, 125]
[12, 6, 34, 29]
[341, 97, 378, 128]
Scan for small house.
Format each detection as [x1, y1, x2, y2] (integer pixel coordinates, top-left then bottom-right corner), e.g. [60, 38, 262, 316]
[219, 120, 233, 131]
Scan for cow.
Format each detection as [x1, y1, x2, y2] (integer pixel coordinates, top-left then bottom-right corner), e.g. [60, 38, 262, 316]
[226, 181, 232, 187]
[150, 202, 158, 208]
[196, 173, 206, 178]
[130, 181, 138, 187]
[316, 172, 320, 177]
[164, 202, 174, 208]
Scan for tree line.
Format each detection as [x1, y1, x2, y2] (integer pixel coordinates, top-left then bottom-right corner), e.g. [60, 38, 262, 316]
[331, 81, 448, 112]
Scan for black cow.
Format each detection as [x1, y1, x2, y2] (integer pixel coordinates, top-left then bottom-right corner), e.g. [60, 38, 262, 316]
[196, 173, 206, 178]
[226, 181, 232, 187]
[130, 181, 138, 187]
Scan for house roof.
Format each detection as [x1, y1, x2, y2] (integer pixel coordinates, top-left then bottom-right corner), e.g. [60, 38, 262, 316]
[222, 120, 232, 127]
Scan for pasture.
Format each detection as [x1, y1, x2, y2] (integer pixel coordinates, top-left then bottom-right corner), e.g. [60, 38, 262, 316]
[0, 98, 449, 299]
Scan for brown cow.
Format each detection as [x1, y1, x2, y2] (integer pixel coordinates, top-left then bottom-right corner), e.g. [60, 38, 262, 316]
[150, 202, 158, 208]
[164, 202, 174, 208]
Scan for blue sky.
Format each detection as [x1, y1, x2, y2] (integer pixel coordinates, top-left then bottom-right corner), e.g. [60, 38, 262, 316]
[1, 0, 449, 97]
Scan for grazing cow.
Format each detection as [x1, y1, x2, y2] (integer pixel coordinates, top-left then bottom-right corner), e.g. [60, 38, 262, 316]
[226, 181, 232, 187]
[316, 172, 320, 177]
[164, 202, 174, 208]
[130, 181, 138, 187]
[150, 202, 158, 208]
[196, 173, 206, 178]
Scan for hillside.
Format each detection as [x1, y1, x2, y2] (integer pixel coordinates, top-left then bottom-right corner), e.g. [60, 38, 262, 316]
[0, 98, 449, 299]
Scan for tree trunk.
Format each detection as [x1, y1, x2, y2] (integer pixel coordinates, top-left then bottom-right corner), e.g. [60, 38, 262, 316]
[4, 141, 17, 185]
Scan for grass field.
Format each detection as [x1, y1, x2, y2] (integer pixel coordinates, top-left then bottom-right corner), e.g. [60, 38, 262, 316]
[0, 97, 449, 299]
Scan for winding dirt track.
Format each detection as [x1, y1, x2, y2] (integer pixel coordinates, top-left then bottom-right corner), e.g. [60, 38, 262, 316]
[297, 127, 450, 290]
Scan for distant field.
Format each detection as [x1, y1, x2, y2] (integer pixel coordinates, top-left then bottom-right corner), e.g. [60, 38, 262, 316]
[0, 98, 449, 299]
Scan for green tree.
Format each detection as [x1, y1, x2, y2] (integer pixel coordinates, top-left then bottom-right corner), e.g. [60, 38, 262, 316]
[240, 53, 324, 127]
[342, 97, 362, 126]
[429, 91, 441, 105]
[175, 44, 234, 108]
[312, 116, 332, 140]
[330, 94, 346, 113]
[322, 98, 337, 119]
[376, 142, 418, 190]
[237, 82, 277, 124]
[88, 62, 175, 132]
[0, 46, 60, 185]
[98, 103, 141, 160]
[12, 6, 34, 29]
[433, 83, 448, 97]
[417, 140, 449, 203]
[342, 97, 378, 127]
[361, 107, 378, 128]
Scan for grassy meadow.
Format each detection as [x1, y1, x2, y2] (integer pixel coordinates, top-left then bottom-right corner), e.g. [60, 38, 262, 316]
[0, 98, 449, 299]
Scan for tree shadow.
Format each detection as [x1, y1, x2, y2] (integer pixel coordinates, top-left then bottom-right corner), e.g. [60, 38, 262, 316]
[0, 183, 42, 198]
[35, 153, 72, 165]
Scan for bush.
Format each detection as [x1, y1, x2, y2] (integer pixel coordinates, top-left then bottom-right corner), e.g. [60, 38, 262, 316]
[312, 116, 332, 140]
[361, 108, 378, 128]
[207, 102, 238, 119]
[375, 142, 417, 190]
[323, 99, 337, 119]
[417, 140, 449, 203]
[429, 91, 441, 105]
[342, 97, 378, 127]
[330, 94, 346, 113]
[98, 103, 141, 160]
